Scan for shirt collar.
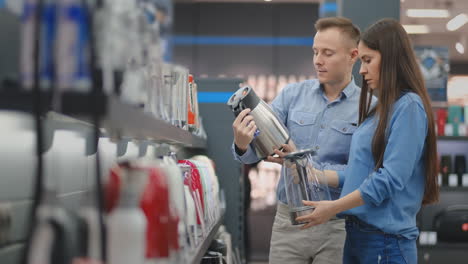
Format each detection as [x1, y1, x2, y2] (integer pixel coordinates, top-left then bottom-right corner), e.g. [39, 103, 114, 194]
[317, 76, 358, 101]
[342, 76, 358, 99]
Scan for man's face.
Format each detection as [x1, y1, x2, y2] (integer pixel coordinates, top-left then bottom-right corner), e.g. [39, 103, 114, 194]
[313, 28, 356, 85]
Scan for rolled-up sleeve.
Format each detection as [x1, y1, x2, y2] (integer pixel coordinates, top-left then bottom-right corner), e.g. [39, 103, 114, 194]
[231, 143, 260, 164]
[337, 170, 347, 188]
[359, 100, 428, 206]
[322, 163, 347, 189]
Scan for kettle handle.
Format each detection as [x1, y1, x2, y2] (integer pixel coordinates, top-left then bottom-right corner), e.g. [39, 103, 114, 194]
[233, 101, 246, 116]
[295, 160, 311, 201]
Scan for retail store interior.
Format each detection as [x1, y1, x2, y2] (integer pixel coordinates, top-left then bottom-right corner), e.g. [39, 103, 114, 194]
[0, 0, 467, 263]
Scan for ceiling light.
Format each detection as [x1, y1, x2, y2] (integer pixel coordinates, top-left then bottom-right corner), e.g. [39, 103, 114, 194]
[264, 0, 272, 2]
[446, 13, 468, 31]
[406, 9, 449, 18]
[455, 42, 465, 54]
[402, 25, 429, 34]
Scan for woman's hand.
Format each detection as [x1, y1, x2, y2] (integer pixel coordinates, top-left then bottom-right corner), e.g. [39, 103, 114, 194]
[296, 190, 365, 229]
[296, 200, 340, 229]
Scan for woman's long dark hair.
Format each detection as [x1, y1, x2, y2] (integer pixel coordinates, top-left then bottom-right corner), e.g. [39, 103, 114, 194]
[358, 18, 439, 205]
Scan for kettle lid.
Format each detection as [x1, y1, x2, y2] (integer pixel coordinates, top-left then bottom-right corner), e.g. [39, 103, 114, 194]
[227, 86, 260, 110]
[284, 148, 317, 160]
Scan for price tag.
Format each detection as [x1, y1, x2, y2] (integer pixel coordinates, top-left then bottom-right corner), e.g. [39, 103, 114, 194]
[419, 231, 428, 245]
[459, 124, 467, 136]
[448, 174, 458, 187]
[462, 174, 468, 187]
[444, 124, 453, 136]
[427, 232, 437, 245]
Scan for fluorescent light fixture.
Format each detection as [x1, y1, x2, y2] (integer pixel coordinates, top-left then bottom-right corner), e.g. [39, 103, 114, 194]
[402, 24, 429, 34]
[264, 0, 272, 2]
[455, 42, 465, 54]
[406, 9, 449, 18]
[446, 13, 468, 31]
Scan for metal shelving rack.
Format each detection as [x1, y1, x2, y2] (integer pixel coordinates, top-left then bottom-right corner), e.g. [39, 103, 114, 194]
[188, 215, 225, 264]
[1, 89, 222, 262]
[0, 90, 207, 148]
[439, 186, 468, 191]
[436, 135, 468, 192]
[437, 136, 468, 141]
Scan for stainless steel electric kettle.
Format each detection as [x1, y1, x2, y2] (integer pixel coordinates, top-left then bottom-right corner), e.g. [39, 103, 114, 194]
[227, 86, 290, 159]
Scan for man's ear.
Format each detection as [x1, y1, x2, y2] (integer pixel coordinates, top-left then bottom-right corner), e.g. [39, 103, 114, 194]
[350, 48, 359, 63]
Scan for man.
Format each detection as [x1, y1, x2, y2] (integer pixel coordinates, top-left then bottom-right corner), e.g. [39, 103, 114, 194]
[232, 17, 361, 264]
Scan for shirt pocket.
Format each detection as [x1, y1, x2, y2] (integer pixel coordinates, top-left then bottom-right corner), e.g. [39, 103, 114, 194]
[328, 119, 357, 161]
[288, 111, 317, 149]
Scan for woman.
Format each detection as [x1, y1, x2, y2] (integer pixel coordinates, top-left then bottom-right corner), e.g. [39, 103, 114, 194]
[295, 18, 439, 263]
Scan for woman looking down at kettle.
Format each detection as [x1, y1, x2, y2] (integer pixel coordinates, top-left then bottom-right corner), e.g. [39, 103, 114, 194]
[295, 18, 440, 263]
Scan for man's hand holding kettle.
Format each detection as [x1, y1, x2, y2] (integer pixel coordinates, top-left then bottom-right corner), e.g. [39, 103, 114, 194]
[232, 107, 296, 164]
[233, 108, 257, 154]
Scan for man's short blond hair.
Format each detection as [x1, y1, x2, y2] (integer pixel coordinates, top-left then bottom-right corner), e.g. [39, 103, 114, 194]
[315, 17, 360, 46]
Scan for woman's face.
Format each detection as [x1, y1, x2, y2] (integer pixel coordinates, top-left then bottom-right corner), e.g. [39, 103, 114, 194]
[358, 42, 381, 90]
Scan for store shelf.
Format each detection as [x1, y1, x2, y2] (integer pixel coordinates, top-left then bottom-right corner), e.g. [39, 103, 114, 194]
[440, 186, 468, 192]
[437, 136, 468, 141]
[431, 101, 450, 108]
[45, 111, 96, 132]
[0, 91, 207, 149]
[0, 90, 51, 113]
[189, 215, 224, 264]
[418, 242, 468, 249]
[63, 93, 206, 148]
[431, 101, 467, 108]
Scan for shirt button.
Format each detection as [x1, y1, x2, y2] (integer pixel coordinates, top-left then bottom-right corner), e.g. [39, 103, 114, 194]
[316, 146, 320, 150]
[321, 125, 325, 129]
[300, 120, 304, 124]
[342, 128, 347, 132]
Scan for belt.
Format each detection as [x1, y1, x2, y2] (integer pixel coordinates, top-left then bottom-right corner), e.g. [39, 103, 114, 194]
[344, 215, 377, 229]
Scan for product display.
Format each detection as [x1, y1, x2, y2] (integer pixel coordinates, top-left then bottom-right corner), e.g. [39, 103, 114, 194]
[6, 1, 223, 262]
[465, 105, 468, 125]
[55, 0, 92, 92]
[435, 106, 468, 136]
[107, 163, 147, 264]
[434, 205, 468, 242]
[249, 161, 281, 210]
[245, 74, 312, 104]
[28, 130, 89, 264]
[104, 155, 222, 263]
[18, 0, 206, 137]
[78, 199, 102, 261]
[440, 155, 452, 186]
[436, 109, 448, 136]
[448, 106, 463, 136]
